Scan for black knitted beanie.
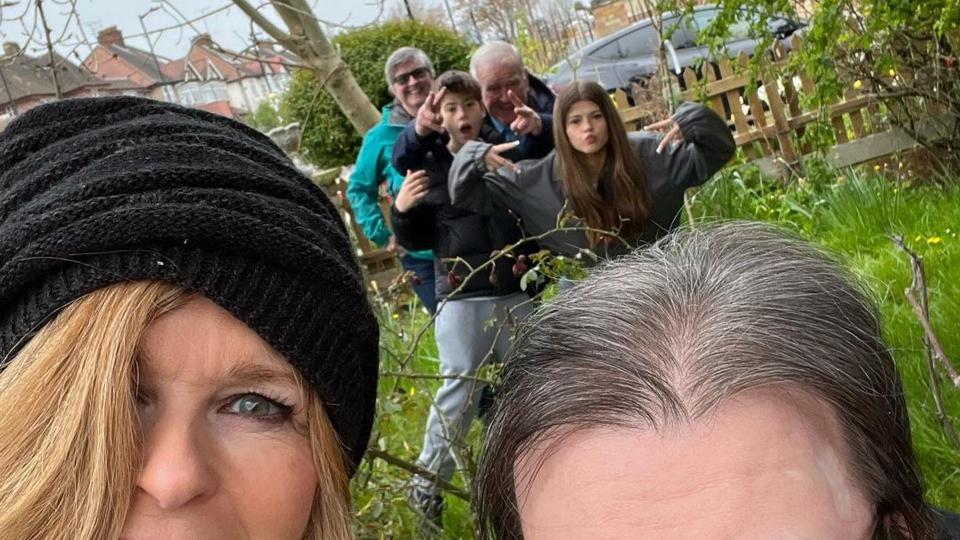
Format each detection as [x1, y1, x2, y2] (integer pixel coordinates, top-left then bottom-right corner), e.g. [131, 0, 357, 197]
[0, 96, 378, 474]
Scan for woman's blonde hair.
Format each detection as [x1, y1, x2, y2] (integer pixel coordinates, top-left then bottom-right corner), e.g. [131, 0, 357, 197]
[0, 280, 354, 539]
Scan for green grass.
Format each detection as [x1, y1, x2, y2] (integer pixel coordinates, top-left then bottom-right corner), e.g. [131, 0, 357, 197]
[689, 166, 960, 511]
[353, 165, 960, 538]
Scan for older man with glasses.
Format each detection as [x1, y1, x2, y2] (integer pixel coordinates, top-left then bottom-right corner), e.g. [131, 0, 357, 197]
[347, 47, 438, 313]
[470, 40, 556, 156]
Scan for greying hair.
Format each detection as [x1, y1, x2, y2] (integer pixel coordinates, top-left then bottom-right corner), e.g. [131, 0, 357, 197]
[469, 41, 523, 78]
[474, 221, 934, 540]
[384, 46, 434, 89]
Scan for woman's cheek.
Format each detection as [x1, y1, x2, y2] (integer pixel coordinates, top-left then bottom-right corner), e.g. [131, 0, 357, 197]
[217, 429, 317, 537]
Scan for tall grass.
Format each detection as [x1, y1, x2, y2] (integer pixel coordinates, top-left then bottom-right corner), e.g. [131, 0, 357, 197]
[690, 167, 960, 510]
[354, 166, 960, 539]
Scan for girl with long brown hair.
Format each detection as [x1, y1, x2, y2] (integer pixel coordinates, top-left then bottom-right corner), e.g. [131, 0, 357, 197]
[449, 80, 736, 256]
[0, 97, 378, 539]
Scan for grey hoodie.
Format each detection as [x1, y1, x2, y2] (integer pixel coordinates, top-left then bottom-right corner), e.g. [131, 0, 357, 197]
[448, 101, 736, 258]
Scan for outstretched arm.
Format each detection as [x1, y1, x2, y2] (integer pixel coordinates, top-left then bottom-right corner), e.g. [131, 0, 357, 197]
[448, 140, 526, 217]
[643, 101, 737, 188]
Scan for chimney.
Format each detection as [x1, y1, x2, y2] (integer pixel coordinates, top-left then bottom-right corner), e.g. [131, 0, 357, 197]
[98, 26, 124, 47]
[191, 33, 214, 47]
[2, 42, 19, 57]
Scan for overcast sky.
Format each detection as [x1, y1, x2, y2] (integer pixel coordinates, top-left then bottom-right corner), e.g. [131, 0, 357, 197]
[0, 0, 412, 62]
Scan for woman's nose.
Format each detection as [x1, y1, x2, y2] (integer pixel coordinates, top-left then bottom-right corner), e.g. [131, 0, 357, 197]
[136, 412, 217, 511]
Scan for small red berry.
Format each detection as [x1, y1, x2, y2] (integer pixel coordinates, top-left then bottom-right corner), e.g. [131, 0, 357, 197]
[447, 271, 463, 288]
[512, 260, 528, 278]
[410, 274, 423, 286]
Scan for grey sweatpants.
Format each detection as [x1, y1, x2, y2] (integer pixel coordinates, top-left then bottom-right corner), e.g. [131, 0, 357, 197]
[413, 292, 533, 494]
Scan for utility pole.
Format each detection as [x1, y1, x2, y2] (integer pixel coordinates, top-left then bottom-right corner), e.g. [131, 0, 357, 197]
[441, 0, 457, 31]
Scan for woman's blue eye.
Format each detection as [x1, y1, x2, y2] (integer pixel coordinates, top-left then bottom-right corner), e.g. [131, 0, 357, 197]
[228, 393, 289, 418]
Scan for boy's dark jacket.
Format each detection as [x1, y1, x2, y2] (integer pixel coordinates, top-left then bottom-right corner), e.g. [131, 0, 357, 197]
[391, 120, 553, 301]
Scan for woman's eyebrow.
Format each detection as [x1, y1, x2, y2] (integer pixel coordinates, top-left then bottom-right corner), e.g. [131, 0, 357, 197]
[221, 359, 299, 386]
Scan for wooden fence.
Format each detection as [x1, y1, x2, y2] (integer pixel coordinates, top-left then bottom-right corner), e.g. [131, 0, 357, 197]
[613, 35, 950, 177]
[331, 169, 401, 288]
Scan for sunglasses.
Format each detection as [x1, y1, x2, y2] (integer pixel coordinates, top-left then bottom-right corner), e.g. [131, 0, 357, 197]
[392, 67, 431, 86]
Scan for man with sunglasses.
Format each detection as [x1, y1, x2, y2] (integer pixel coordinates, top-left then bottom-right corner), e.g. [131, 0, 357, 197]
[347, 47, 438, 313]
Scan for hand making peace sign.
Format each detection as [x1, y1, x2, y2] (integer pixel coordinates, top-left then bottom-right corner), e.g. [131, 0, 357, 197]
[644, 117, 685, 154]
[483, 140, 521, 174]
[507, 89, 543, 137]
[414, 87, 447, 138]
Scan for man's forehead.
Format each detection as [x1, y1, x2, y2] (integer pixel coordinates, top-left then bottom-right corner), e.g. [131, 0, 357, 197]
[478, 58, 523, 79]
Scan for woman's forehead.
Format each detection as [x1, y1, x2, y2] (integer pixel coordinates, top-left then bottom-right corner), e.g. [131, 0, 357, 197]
[138, 296, 294, 386]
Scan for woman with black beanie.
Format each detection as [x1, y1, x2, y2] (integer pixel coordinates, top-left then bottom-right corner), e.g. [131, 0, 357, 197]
[0, 97, 378, 539]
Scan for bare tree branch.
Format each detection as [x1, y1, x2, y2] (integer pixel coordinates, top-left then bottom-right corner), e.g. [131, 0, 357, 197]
[234, 0, 380, 134]
[35, 0, 62, 99]
[890, 234, 960, 451]
[365, 448, 469, 501]
[231, 0, 291, 43]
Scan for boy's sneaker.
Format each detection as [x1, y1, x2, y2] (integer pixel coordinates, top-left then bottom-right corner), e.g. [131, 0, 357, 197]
[408, 486, 444, 534]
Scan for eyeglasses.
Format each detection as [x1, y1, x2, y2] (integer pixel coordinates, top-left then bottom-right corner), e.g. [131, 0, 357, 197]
[392, 67, 431, 86]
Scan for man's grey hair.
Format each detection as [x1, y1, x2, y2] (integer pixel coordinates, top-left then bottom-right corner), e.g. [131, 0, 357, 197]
[474, 221, 934, 540]
[384, 46, 434, 89]
[469, 40, 524, 78]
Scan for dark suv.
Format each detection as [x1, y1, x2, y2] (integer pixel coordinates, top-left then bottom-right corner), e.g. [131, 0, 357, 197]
[546, 5, 805, 92]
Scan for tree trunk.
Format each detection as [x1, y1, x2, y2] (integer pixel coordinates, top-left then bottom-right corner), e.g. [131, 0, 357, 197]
[233, 0, 380, 135]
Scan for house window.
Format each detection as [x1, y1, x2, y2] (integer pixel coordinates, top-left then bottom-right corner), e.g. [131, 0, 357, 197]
[179, 81, 200, 105]
[200, 84, 217, 103]
[211, 80, 228, 101]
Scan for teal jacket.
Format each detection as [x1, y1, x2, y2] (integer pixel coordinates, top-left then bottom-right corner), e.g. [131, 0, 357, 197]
[347, 103, 432, 260]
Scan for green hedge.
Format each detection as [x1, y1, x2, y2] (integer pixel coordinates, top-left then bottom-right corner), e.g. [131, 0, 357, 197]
[283, 21, 472, 168]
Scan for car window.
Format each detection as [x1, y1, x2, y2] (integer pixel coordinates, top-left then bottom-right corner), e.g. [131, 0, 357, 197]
[594, 24, 661, 60]
[592, 40, 623, 60]
[668, 9, 754, 50]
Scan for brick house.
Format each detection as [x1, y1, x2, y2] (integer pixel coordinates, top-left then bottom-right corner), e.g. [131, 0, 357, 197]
[590, 0, 710, 38]
[157, 34, 296, 119]
[0, 41, 108, 128]
[83, 26, 179, 103]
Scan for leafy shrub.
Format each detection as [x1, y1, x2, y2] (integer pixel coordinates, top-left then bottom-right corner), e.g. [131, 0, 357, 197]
[246, 100, 283, 132]
[283, 20, 472, 167]
[660, 0, 959, 159]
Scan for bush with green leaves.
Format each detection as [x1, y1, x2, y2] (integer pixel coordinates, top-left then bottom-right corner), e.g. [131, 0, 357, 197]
[283, 20, 472, 168]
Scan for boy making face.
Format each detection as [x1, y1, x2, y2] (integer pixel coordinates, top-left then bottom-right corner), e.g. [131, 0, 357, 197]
[413, 72, 487, 154]
[389, 72, 548, 527]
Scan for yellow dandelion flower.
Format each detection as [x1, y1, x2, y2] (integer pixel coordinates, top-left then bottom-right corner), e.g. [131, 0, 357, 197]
[408, 386, 417, 397]
[392, 312, 400, 320]
[927, 236, 943, 245]
[888, 69, 896, 77]
[853, 80, 863, 90]
[874, 164, 882, 172]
